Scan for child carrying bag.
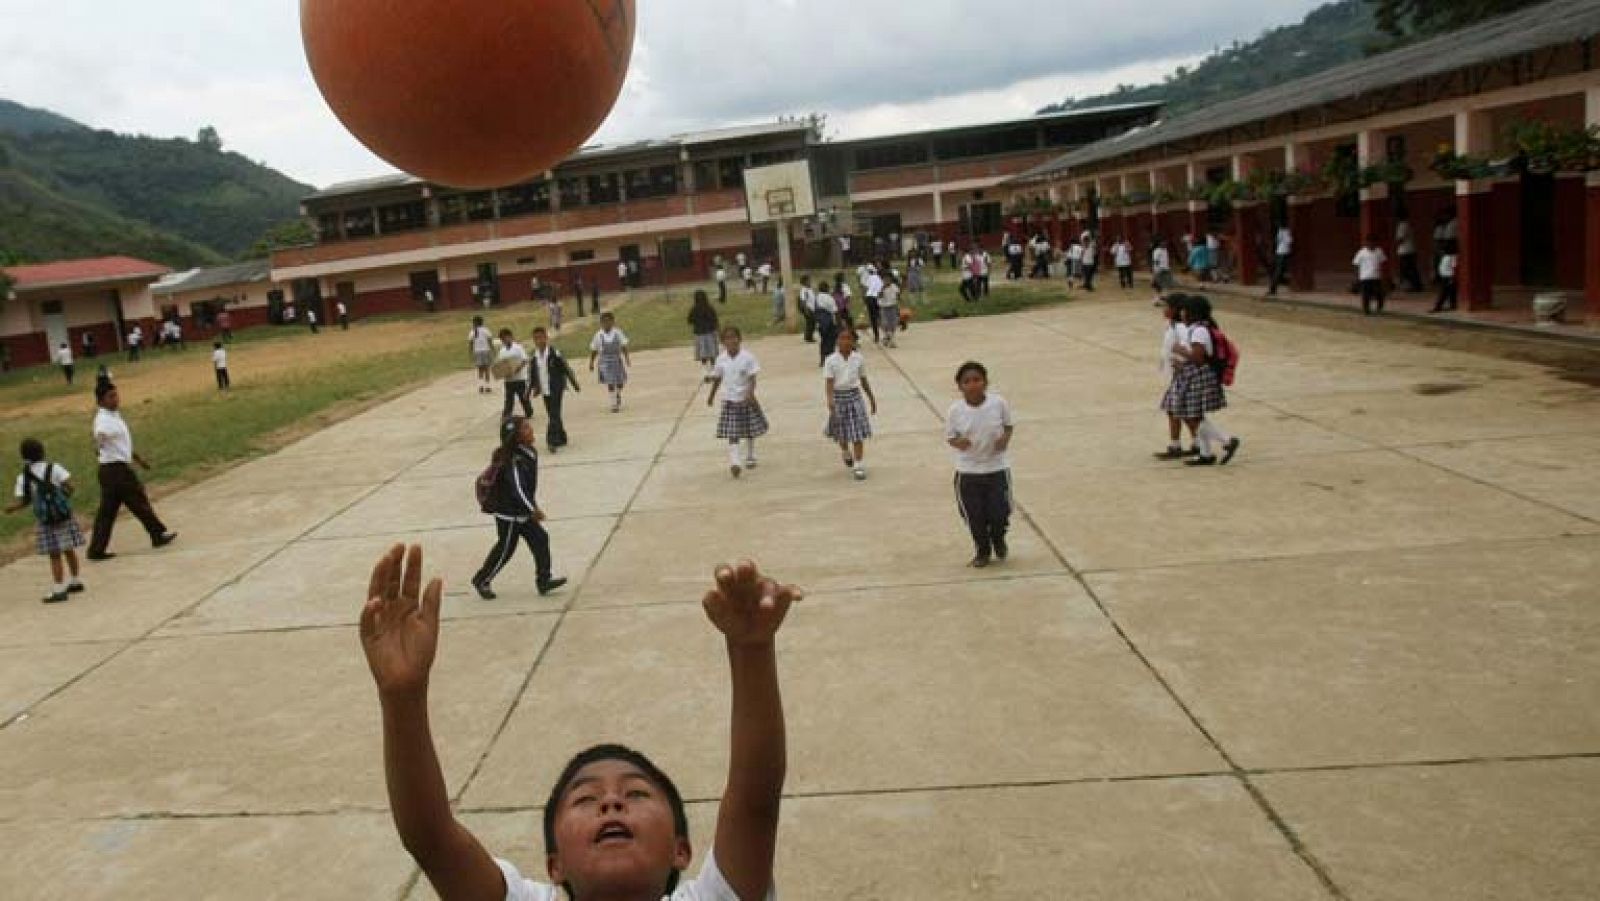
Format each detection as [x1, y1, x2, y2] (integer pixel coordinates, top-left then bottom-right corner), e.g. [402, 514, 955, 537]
[23, 464, 73, 526]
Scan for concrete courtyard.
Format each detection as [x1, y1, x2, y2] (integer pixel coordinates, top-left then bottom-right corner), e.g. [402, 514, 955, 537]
[1, 295, 1597, 900]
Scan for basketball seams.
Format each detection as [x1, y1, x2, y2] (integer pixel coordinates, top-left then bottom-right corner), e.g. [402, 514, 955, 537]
[583, 0, 632, 74]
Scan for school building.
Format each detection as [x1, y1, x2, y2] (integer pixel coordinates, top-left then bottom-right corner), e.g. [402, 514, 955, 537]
[265, 105, 1159, 321]
[1004, 0, 1600, 324]
[0, 256, 172, 369]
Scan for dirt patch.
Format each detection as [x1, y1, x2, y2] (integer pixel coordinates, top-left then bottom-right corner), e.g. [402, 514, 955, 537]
[1412, 383, 1475, 396]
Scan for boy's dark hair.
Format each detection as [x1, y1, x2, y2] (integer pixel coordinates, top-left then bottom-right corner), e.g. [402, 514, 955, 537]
[20, 438, 44, 463]
[213, 341, 223, 349]
[955, 360, 988, 383]
[721, 325, 742, 340]
[543, 744, 689, 894]
[533, 326, 548, 336]
[473, 315, 484, 326]
[1182, 295, 1216, 326]
[600, 311, 615, 321]
[95, 380, 117, 402]
[499, 328, 514, 338]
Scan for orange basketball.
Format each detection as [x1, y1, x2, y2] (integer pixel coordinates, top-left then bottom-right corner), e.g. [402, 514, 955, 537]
[301, 0, 636, 189]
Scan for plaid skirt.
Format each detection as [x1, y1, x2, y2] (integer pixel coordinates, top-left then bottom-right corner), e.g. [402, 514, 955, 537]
[824, 388, 872, 443]
[36, 517, 85, 556]
[717, 400, 770, 440]
[598, 350, 628, 387]
[694, 332, 718, 361]
[1161, 363, 1227, 419]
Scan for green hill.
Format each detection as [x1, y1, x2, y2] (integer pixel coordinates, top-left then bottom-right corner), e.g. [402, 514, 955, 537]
[1041, 0, 1379, 118]
[0, 100, 314, 268]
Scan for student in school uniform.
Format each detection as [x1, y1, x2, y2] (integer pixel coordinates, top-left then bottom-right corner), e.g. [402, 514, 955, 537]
[707, 327, 768, 479]
[1353, 235, 1388, 315]
[588, 311, 632, 413]
[1112, 237, 1135, 289]
[126, 325, 143, 362]
[337, 300, 350, 330]
[688, 289, 721, 381]
[1267, 225, 1293, 296]
[82, 332, 98, 358]
[823, 328, 878, 481]
[1165, 295, 1242, 467]
[758, 261, 773, 295]
[469, 316, 495, 395]
[813, 279, 840, 367]
[212, 341, 231, 391]
[1065, 238, 1083, 289]
[495, 328, 535, 420]
[1151, 241, 1174, 298]
[862, 264, 884, 345]
[1152, 295, 1198, 460]
[470, 416, 567, 600]
[87, 380, 176, 560]
[877, 274, 902, 348]
[6, 438, 87, 603]
[56, 342, 75, 385]
[1079, 233, 1099, 291]
[945, 361, 1014, 568]
[797, 275, 818, 343]
[529, 327, 580, 452]
[714, 261, 728, 303]
[1431, 250, 1459, 313]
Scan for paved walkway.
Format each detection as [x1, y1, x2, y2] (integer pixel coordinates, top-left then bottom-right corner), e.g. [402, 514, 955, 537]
[2, 296, 1598, 899]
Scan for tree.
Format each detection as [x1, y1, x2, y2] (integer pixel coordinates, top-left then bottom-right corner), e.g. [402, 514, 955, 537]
[244, 219, 315, 259]
[196, 126, 223, 152]
[1368, 0, 1548, 40]
[781, 112, 831, 143]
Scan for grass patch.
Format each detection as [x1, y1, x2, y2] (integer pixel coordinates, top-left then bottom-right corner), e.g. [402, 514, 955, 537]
[0, 270, 1070, 553]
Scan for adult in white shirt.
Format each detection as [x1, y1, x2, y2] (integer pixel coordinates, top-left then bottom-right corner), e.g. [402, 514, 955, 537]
[496, 329, 535, 418]
[1267, 225, 1293, 296]
[1395, 219, 1422, 292]
[56, 343, 75, 385]
[1353, 236, 1388, 315]
[87, 380, 175, 559]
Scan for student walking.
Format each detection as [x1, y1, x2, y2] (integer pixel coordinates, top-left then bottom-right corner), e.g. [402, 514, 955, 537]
[959, 249, 978, 302]
[82, 332, 98, 358]
[529, 327, 579, 453]
[715, 261, 728, 303]
[468, 316, 494, 395]
[798, 275, 818, 343]
[546, 292, 564, 333]
[212, 341, 231, 391]
[1152, 295, 1198, 460]
[770, 277, 786, 324]
[878, 274, 902, 348]
[814, 279, 840, 366]
[1151, 241, 1174, 297]
[1396, 219, 1422, 292]
[1112, 237, 1135, 289]
[906, 254, 926, 306]
[688, 289, 720, 380]
[470, 417, 567, 599]
[56, 342, 74, 385]
[1353, 235, 1388, 315]
[7, 438, 87, 603]
[86, 381, 176, 560]
[1163, 296, 1242, 467]
[126, 325, 143, 362]
[307, 307, 320, 334]
[707, 327, 767, 478]
[495, 329, 534, 419]
[1267, 225, 1293, 296]
[337, 300, 350, 330]
[823, 329, 878, 480]
[1065, 237, 1083, 289]
[945, 361, 1014, 568]
[1431, 250, 1459, 313]
[1080, 233, 1099, 291]
[588, 311, 631, 413]
[862, 264, 884, 344]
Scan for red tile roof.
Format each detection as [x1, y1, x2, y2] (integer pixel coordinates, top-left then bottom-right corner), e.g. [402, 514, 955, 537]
[3, 256, 171, 291]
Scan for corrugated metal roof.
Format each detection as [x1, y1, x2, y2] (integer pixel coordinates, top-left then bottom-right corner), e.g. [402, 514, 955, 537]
[1015, 0, 1600, 181]
[829, 102, 1163, 147]
[152, 259, 272, 296]
[4, 256, 171, 291]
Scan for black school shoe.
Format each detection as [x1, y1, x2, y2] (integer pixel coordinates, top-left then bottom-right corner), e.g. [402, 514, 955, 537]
[1185, 456, 1218, 467]
[537, 577, 569, 596]
[152, 532, 178, 549]
[993, 537, 1009, 561]
[42, 590, 69, 604]
[472, 580, 496, 600]
[968, 555, 991, 569]
[86, 552, 116, 562]
[1221, 437, 1242, 466]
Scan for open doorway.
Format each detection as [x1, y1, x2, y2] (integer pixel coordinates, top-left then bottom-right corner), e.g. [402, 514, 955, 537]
[1520, 171, 1556, 286]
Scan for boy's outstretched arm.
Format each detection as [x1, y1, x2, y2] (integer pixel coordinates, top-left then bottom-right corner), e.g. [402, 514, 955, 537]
[361, 545, 503, 901]
[703, 561, 801, 901]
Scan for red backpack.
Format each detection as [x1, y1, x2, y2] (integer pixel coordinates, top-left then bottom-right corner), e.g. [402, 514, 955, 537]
[1209, 326, 1240, 387]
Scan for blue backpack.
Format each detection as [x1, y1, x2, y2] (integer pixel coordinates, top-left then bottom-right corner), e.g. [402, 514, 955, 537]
[23, 464, 73, 526]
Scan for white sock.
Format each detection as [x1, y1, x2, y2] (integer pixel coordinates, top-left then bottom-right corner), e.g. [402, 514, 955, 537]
[744, 438, 757, 462]
[729, 442, 742, 466]
[1198, 419, 1232, 449]
[54, 582, 67, 593]
[1195, 428, 1214, 457]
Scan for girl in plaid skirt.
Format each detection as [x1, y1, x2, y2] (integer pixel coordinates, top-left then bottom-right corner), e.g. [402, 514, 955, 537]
[6, 438, 86, 603]
[588, 311, 632, 413]
[1163, 296, 1242, 467]
[707, 327, 768, 478]
[823, 328, 878, 480]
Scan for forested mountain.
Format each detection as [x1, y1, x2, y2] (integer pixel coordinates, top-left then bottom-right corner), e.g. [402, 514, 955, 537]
[0, 99, 314, 268]
[1039, 0, 1553, 119]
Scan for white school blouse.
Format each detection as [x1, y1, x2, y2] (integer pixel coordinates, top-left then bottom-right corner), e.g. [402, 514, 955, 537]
[14, 460, 69, 500]
[713, 349, 761, 403]
[824, 351, 866, 391]
[497, 851, 767, 901]
[944, 393, 1014, 474]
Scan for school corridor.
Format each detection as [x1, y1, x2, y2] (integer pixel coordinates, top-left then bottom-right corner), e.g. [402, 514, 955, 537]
[1, 294, 1597, 899]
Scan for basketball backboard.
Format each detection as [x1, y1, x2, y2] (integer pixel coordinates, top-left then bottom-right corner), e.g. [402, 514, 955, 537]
[744, 160, 817, 224]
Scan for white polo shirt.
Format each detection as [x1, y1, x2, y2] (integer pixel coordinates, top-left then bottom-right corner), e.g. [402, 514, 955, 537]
[713, 349, 761, 403]
[824, 350, 866, 390]
[1353, 247, 1387, 281]
[497, 851, 765, 901]
[945, 393, 1014, 474]
[497, 342, 530, 382]
[93, 407, 134, 464]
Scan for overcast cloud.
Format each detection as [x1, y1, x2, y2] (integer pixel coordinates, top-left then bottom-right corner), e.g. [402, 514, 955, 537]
[0, 0, 1324, 188]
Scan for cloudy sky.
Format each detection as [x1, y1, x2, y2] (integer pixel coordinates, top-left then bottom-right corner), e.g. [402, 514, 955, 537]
[0, 0, 1326, 188]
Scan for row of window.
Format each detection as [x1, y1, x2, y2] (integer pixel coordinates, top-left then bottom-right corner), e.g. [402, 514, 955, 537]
[847, 118, 1151, 173]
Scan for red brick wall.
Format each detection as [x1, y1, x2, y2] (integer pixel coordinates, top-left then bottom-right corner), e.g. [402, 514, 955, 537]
[1, 332, 49, 369]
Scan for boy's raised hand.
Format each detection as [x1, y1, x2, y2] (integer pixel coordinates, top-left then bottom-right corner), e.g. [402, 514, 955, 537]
[360, 544, 443, 697]
[702, 560, 802, 647]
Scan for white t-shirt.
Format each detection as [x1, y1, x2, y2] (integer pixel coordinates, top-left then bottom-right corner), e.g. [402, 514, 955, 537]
[1152, 247, 1171, 272]
[93, 408, 134, 464]
[814, 291, 838, 315]
[1395, 221, 1415, 255]
[470, 326, 494, 354]
[864, 272, 883, 299]
[1112, 243, 1133, 267]
[1160, 322, 1187, 375]
[1438, 254, 1458, 279]
[14, 460, 69, 500]
[878, 283, 900, 308]
[618, 262, 629, 279]
[56, 346, 74, 367]
[1353, 247, 1387, 281]
[497, 342, 530, 382]
[824, 350, 866, 391]
[496, 851, 766, 901]
[1275, 228, 1293, 256]
[212, 348, 227, 370]
[1185, 324, 1215, 357]
[713, 349, 761, 403]
[128, 328, 142, 346]
[944, 393, 1014, 474]
[1066, 245, 1083, 263]
[758, 263, 772, 278]
[336, 302, 348, 316]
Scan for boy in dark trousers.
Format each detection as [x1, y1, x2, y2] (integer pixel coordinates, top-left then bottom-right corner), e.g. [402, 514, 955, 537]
[530, 327, 580, 452]
[945, 361, 1015, 568]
